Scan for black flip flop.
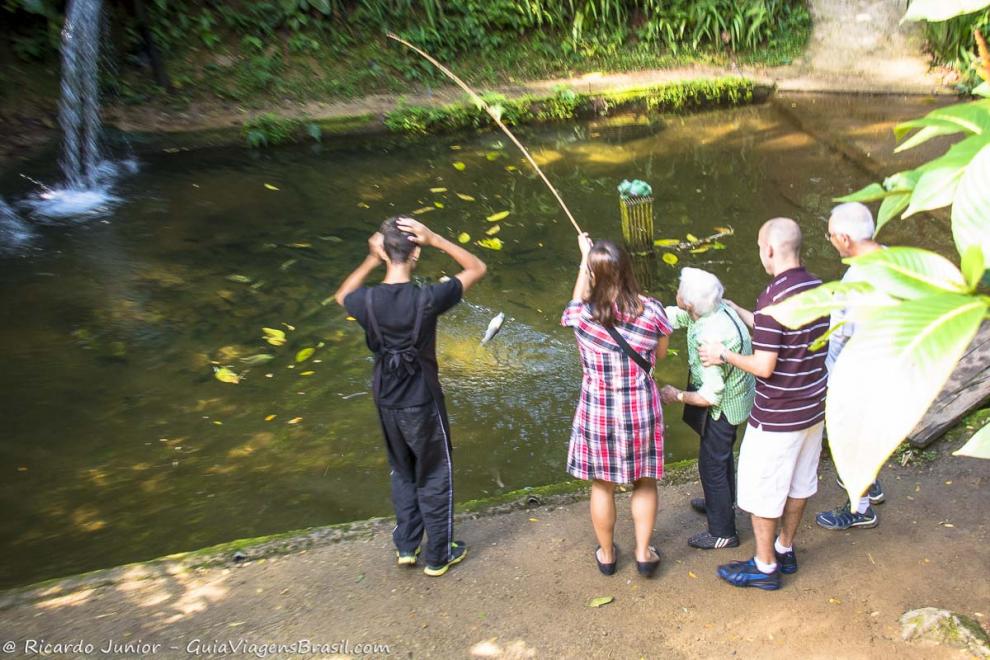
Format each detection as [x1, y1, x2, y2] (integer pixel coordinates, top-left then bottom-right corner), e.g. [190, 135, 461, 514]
[636, 545, 661, 578]
[595, 544, 618, 576]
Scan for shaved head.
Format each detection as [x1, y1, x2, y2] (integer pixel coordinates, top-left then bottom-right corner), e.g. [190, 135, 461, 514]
[760, 217, 802, 259]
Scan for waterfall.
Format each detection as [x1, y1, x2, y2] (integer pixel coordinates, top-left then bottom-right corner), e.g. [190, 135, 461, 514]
[0, 198, 32, 253]
[57, 0, 104, 190]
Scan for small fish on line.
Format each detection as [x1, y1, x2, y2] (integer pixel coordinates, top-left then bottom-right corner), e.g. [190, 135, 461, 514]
[480, 312, 505, 345]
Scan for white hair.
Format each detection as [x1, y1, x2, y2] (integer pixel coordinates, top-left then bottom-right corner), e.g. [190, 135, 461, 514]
[830, 202, 875, 242]
[678, 267, 724, 317]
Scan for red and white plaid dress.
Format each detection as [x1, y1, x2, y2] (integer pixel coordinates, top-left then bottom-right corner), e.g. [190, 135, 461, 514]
[561, 297, 672, 483]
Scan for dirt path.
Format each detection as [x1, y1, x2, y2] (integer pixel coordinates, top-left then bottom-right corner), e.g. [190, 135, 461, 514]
[1, 444, 987, 659]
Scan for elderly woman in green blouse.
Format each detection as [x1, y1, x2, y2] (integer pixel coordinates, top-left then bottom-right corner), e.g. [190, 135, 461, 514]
[660, 268, 755, 550]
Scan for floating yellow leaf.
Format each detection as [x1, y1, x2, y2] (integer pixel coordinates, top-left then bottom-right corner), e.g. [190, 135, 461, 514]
[264, 183, 279, 191]
[357, 202, 370, 208]
[714, 226, 732, 234]
[450, 145, 462, 150]
[265, 414, 277, 421]
[300, 370, 316, 376]
[456, 193, 475, 202]
[226, 274, 252, 283]
[430, 187, 448, 193]
[486, 151, 500, 160]
[476, 238, 504, 250]
[434, 201, 444, 208]
[485, 225, 501, 236]
[288, 242, 311, 248]
[457, 232, 471, 244]
[588, 596, 614, 608]
[686, 233, 699, 243]
[295, 347, 315, 363]
[413, 207, 434, 214]
[213, 420, 223, 426]
[262, 327, 286, 346]
[690, 246, 711, 254]
[452, 161, 466, 171]
[505, 165, 517, 172]
[662, 252, 679, 266]
[288, 417, 303, 424]
[346, 316, 357, 321]
[282, 323, 295, 331]
[654, 238, 680, 247]
[486, 210, 510, 222]
[213, 367, 240, 384]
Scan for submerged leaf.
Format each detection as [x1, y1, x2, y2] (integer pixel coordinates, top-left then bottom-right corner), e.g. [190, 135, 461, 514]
[476, 237, 504, 250]
[505, 165, 517, 172]
[265, 414, 277, 421]
[413, 207, 435, 214]
[662, 252, 679, 266]
[430, 187, 448, 193]
[226, 274, 252, 283]
[486, 151, 500, 160]
[457, 232, 471, 244]
[486, 211, 510, 222]
[288, 417, 303, 424]
[262, 327, 286, 346]
[453, 161, 467, 171]
[264, 183, 279, 191]
[213, 366, 240, 384]
[240, 353, 276, 366]
[456, 193, 476, 202]
[356, 202, 370, 209]
[434, 201, 444, 208]
[587, 596, 614, 608]
[485, 225, 501, 236]
[300, 370, 316, 376]
[295, 347, 315, 363]
[654, 238, 680, 247]
[714, 226, 732, 234]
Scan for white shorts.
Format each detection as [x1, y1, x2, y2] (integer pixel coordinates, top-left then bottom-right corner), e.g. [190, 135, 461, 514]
[737, 421, 824, 519]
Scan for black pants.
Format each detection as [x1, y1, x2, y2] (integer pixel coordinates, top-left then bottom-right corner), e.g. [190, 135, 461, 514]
[698, 412, 739, 538]
[377, 401, 454, 567]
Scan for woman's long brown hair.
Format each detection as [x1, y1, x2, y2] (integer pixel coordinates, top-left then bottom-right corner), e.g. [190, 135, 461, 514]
[586, 240, 644, 328]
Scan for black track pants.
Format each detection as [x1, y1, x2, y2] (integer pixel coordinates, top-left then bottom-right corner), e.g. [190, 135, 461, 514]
[377, 401, 454, 566]
[698, 412, 739, 539]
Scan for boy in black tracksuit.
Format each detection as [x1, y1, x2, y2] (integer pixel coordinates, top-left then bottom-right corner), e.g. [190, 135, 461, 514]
[334, 216, 487, 576]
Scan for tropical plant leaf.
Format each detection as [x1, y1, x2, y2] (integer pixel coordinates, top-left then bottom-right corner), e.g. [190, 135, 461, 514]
[809, 322, 847, 351]
[827, 293, 988, 502]
[975, 82, 990, 98]
[953, 421, 990, 458]
[894, 121, 964, 153]
[961, 245, 987, 291]
[903, 135, 990, 218]
[847, 247, 969, 299]
[762, 281, 886, 329]
[900, 100, 990, 139]
[835, 182, 888, 203]
[876, 192, 911, 234]
[950, 143, 990, 264]
[903, 0, 990, 22]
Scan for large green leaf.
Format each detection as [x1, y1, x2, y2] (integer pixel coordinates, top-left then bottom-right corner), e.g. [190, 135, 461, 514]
[975, 82, 990, 98]
[953, 421, 990, 459]
[950, 144, 990, 265]
[876, 192, 911, 234]
[834, 183, 888, 203]
[762, 281, 893, 329]
[903, 0, 990, 22]
[846, 247, 969, 299]
[903, 135, 990, 218]
[894, 121, 965, 153]
[895, 100, 990, 141]
[961, 245, 986, 291]
[827, 293, 989, 502]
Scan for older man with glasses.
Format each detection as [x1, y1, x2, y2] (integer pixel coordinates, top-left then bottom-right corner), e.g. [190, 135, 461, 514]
[661, 268, 755, 550]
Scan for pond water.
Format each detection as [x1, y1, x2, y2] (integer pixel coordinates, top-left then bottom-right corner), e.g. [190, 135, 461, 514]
[0, 98, 947, 587]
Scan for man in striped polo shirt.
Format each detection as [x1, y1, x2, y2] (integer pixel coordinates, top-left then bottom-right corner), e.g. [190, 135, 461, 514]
[699, 217, 828, 591]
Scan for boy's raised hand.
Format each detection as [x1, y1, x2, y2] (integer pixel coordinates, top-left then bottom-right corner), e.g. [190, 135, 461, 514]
[368, 232, 387, 262]
[396, 217, 436, 247]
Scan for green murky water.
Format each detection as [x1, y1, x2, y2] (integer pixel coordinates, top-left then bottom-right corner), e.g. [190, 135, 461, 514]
[0, 99, 945, 588]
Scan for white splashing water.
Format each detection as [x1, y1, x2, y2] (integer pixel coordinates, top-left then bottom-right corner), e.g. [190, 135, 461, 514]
[0, 198, 32, 253]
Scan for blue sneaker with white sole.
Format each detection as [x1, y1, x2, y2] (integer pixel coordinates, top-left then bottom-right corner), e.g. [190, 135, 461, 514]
[717, 558, 781, 590]
[816, 503, 879, 530]
[836, 476, 885, 504]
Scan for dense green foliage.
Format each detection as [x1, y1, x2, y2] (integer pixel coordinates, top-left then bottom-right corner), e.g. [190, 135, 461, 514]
[923, 7, 990, 89]
[1, 0, 809, 107]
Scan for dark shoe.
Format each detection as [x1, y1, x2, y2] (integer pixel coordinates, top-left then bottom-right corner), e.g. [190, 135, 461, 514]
[424, 541, 467, 577]
[688, 530, 740, 550]
[595, 544, 618, 576]
[836, 476, 885, 504]
[636, 546, 661, 578]
[717, 558, 781, 590]
[774, 546, 798, 575]
[690, 498, 706, 514]
[396, 547, 421, 567]
[816, 503, 879, 530]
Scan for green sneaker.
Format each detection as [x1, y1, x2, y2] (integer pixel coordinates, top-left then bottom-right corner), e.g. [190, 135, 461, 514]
[423, 542, 468, 577]
[396, 547, 421, 566]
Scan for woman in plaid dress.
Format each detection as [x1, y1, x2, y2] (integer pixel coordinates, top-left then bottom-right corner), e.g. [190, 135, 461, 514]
[561, 234, 671, 577]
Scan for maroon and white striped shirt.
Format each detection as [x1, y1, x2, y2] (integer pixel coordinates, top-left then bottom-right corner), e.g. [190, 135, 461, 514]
[749, 267, 829, 432]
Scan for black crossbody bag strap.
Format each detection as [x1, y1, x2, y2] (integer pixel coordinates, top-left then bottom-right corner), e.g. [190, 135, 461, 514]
[605, 324, 653, 376]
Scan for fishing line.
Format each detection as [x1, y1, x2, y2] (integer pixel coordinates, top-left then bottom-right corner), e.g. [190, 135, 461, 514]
[386, 33, 584, 236]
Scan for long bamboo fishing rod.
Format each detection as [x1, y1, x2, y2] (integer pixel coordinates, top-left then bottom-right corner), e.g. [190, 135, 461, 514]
[386, 33, 584, 236]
